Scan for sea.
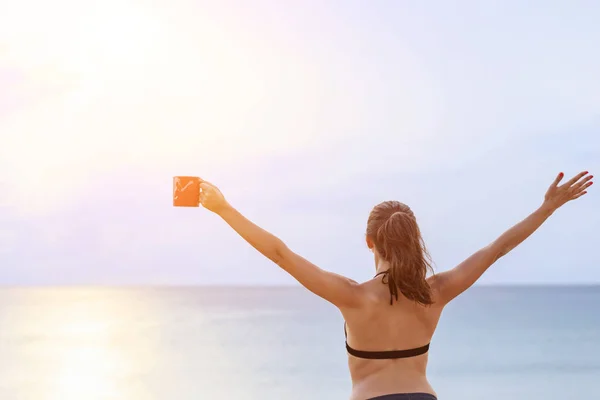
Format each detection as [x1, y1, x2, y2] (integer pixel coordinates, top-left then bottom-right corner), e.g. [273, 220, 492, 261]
[0, 286, 598, 400]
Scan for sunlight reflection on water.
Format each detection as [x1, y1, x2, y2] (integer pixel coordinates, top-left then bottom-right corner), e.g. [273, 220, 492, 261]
[1, 289, 159, 400]
[0, 288, 276, 400]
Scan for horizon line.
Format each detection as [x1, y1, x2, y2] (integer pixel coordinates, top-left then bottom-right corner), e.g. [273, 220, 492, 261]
[1, 282, 599, 289]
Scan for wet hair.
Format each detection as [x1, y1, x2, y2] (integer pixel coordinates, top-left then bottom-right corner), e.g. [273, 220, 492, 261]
[366, 201, 434, 306]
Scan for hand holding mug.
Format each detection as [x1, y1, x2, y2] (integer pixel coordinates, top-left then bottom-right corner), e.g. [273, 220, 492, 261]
[199, 179, 229, 214]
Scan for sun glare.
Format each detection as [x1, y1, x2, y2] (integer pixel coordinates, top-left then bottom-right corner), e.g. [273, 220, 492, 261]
[3, 289, 159, 400]
[1, 0, 327, 214]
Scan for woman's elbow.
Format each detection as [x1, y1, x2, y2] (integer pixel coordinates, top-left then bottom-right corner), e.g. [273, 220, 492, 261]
[272, 241, 290, 266]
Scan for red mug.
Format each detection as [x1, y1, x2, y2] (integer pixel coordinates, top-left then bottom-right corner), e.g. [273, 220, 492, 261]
[173, 176, 200, 207]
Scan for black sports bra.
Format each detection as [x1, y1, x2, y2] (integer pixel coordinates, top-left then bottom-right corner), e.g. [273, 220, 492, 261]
[343, 271, 430, 360]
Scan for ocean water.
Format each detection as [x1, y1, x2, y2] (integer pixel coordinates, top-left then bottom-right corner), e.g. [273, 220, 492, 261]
[0, 286, 598, 400]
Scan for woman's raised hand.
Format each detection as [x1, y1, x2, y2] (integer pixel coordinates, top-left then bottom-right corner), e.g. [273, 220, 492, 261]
[199, 179, 229, 214]
[544, 171, 593, 210]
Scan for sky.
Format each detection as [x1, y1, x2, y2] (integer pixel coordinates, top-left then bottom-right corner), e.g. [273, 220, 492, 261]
[1, 0, 599, 286]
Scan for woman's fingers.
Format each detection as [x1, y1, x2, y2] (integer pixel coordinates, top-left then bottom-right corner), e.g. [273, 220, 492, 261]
[579, 181, 594, 193]
[571, 175, 593, 192]
[569, 181, 593, 201]
[199, 178, 216, 187]
[563, 171, 589, 188]
[196, 178, 226, 212]
[551, 172, 564, 187]
[199, 183, 212, 193]
[199, 183, 209, 206]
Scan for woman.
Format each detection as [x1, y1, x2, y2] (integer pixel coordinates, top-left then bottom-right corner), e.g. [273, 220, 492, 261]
[197, 171, 593, 400]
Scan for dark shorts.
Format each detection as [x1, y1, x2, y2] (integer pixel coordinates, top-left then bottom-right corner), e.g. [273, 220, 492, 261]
[368, 394, 437, 400]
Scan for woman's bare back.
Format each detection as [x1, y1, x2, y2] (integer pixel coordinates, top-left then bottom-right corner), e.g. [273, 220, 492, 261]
[342, 276, 444, 400]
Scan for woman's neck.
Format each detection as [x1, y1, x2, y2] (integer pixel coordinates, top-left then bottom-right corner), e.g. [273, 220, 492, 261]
[374, 254, 391, 275]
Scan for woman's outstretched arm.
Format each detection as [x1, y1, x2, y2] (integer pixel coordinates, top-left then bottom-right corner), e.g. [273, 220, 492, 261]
[198, 180, 365, 309]
[431, 171, 593, 305]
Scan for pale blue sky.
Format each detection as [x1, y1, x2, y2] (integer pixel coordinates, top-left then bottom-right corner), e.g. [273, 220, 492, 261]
[1, 1, 599, 285]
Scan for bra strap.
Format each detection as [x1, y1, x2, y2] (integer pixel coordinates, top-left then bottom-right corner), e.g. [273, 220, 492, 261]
[346, 342, 430, 360]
